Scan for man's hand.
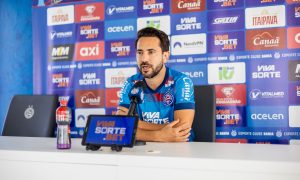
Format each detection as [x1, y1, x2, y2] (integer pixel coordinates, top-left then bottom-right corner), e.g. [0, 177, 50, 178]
[155, 119, 191, 142]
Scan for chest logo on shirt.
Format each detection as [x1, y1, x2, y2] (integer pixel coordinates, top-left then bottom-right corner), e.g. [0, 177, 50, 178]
[163, 91, 174, 106]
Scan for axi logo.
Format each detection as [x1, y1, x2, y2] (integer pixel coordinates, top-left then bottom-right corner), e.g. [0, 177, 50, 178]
[75, 41, 104, 61]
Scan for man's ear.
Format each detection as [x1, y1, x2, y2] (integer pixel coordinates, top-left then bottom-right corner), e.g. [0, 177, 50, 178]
[162, 51, 170, 63]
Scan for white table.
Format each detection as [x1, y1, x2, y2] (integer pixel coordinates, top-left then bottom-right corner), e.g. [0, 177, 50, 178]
[0, 136, 299, 180]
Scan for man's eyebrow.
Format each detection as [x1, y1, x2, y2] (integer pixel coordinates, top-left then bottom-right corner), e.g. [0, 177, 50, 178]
[137, 48, 156, 51]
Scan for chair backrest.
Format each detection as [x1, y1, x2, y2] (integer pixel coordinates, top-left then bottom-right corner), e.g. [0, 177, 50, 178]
[192, 85, 216, 142]
[2, 95, 58, 137]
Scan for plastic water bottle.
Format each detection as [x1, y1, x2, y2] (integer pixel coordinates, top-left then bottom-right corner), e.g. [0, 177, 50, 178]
[56, 99, 71, 149]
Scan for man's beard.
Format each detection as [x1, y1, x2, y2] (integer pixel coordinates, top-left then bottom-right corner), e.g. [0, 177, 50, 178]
[139, 61, 164, 79]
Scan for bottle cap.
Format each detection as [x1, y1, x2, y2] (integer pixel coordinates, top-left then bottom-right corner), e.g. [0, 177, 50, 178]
[60, 99, 68, 106]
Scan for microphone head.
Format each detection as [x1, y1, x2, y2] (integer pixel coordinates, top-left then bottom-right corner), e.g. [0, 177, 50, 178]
[128, 81, 145, 103]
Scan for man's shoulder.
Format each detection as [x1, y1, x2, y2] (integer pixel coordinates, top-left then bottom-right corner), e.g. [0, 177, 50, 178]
[128, 73, 143, 82]
[168, 67, 192, 84]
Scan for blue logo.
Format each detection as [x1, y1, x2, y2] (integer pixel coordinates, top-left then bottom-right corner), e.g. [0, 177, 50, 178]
[207, 0, 244, 10]
[287, 4, 300, 26]
[208, 9, 244, 32]
[172, 64, 207, 85]
[74, 68, 105, 89]
[245, 0, 284, 7]
[76, 22, 104, 42]
[105, 0, 137, 20]
[247, 106, 288, 127]
[105, 39, 135, 59]
[48, 24, 76, 45]
[163, 91, 174, 106]
[137, 0, 169, 17]
[171, 12, 206, 35]
[207, 31, 244, 53]
[105, 19, 136, 40]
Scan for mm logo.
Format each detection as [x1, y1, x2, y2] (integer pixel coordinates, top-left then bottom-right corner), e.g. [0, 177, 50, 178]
[219, 66, 234, 80]
[49, 44, 74, 61]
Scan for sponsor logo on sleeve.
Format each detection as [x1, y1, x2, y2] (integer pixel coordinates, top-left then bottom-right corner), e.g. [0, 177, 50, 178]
[105, 19, 136, 40]
[215, 84, 246, 106]
[171, 34, 206, 55]
[288, 60, 300, 81]
[287, 4, 300, 26]
[75, 89, 105, 108]
[137, 15, 170, 35]
[247, 106, 288, 127]
[75, 108, 105, 128]
[171, 0, 205, 14]
[48, 24, 75, 44]
[75, 41, 104, 61]
[208, 62, 245, 84]
[216, 106, 246, 127]
[245, 0, 285, 7]
[105, 67, 137, 88]
[246, 28, 286, 50]
[47, 5, 74, 26]
[208, 31, 244, 53]
[208, 9, 244, 31]
[105, 39, 135, 59]
[105, 88, 121, 108]
[289, 83, 300, 105]
[287, 27, 300, 49]
[208, 0, 244, 10]
[105, 1, 136, 20]
[171, 12, 206, 35]
[77, 22, 104, 42]
[138, 0, 169, 16]
[49, 44, 74, 61]
[75, 2, 104, 23]
[245, 5, 286, 29]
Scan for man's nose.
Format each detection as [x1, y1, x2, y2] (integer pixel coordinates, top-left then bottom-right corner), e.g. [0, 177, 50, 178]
[140, 53, 150, 63]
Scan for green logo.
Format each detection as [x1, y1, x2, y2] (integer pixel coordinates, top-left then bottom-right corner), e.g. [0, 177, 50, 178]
[219, 67, 234, 80]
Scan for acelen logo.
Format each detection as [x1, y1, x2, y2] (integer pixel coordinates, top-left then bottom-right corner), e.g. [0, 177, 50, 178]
[75, 89, 105, 108]
[75, 41, 104, 61]
[215, 84, 246, 106]
[287, 27, 300, 49]
[246, 28, 286, 50]
[105, 88, 121, 108]
[171, 0, 205, 14]
[47, 5, 74, 26]
[75, 2, 104, 23]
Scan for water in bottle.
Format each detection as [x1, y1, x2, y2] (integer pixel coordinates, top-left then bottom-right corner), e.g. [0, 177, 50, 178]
[56, 99, 71, 149]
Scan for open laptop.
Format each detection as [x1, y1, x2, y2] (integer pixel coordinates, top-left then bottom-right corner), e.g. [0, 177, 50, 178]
[2, 95, 58, 137]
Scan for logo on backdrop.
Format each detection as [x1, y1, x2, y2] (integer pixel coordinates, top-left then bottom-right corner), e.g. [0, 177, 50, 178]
[246, 28, 286, 50]
[75, 41, 104, 61]
[105, 67, 137, 88]
[171, 12, 206, 35]
[215, 84, 246, 106]
[75, 2, 104, 23]
[75, 89, 105, 108]
[245, 5, 286, 29]
[77, 22, 104, 42]
[138, 0, 169, 16]
[248, 86, 287, 106]
[172, 64, 207, 85]
[48, 24, 75, 44]
[288, 60, 300, 81]
[171, 0, 206, 14]
[105, 1, 136, 20]
[105, 88, 121, 108]
[75, 108, 105, 128]
[287, 4, 300, 26]
[216, 106, 245, 127]
[75, 69, 104, 89]
[49, 44, 74, 61]
[50, 71, 72, 89]
[289, 83, 300, 105]
[245, 0, 285, 7]
[286, 0, 300, 4]
[287, 27, 300, 49]
[247, 106, 288, 127]
[47, 5, 74, 26]
[137, 15, 170, 35]
[171, 34, 206, 55]
[208, 62, 245, 84]
[105, 39, 135, 59]
[208, 31, 244, 53]
[208, 9, 244, 31]
[105, 19, 136, 40]
[207, 0, 244, 10]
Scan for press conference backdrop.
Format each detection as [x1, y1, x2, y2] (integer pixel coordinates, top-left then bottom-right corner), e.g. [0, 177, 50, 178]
[32, 0, 300, 144]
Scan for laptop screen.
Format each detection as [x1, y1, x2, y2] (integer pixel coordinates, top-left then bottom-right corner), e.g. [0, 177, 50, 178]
[82, 115, 138, 147]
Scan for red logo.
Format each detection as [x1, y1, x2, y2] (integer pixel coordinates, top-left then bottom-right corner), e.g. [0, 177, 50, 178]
[287, 27, 300, 49]
[287, 0, 300, 4]
[75, 41, 104, 61]
[246, 28, 285, 51]
[75, 89, 105, 108]
[215, 84, 246, 106]
[105, 88, 121, 108]
[75, 2, 104, 23]
[171, 0, 205, 14]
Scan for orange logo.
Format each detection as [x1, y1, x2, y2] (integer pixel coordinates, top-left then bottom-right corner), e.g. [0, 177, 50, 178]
[287, 27, 300, 49]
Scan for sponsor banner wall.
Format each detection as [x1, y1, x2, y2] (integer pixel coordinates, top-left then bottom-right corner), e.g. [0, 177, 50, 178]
[32, 0, 300, 143]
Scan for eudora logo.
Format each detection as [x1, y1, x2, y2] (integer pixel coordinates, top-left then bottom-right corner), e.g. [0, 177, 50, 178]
[94, 121, 126, 141]
[245, 5, 286, 29]
[172, 0, 205, 13]
[246, 28, 286, 50]
[75, 41, 104, 61]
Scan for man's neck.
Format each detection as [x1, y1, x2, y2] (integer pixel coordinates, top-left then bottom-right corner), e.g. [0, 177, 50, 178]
[145, 66, 166, 91]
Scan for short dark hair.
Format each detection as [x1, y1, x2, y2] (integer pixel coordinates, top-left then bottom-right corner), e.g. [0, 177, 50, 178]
[135, 27, 169, 52]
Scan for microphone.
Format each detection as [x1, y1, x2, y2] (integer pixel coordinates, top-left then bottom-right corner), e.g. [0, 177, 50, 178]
[128, 81, 145, 116]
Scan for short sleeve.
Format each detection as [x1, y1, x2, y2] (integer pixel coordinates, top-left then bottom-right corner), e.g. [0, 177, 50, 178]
[174, 76, 195, 110]
[118, 79, 133, 109]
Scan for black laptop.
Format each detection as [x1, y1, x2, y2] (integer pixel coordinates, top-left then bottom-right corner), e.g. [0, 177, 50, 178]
[2, 95, 58, 137]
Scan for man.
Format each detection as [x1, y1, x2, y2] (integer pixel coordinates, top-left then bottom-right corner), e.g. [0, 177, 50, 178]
[116, 27, 195, 142]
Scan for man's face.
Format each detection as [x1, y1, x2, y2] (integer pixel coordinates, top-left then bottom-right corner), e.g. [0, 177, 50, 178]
[136, 37, 168, 79]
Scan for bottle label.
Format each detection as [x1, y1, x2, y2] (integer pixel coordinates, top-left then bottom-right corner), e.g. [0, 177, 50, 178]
[57, 125, 71, 149]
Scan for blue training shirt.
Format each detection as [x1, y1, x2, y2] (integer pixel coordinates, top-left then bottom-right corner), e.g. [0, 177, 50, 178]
[119, 67, 195, 124]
